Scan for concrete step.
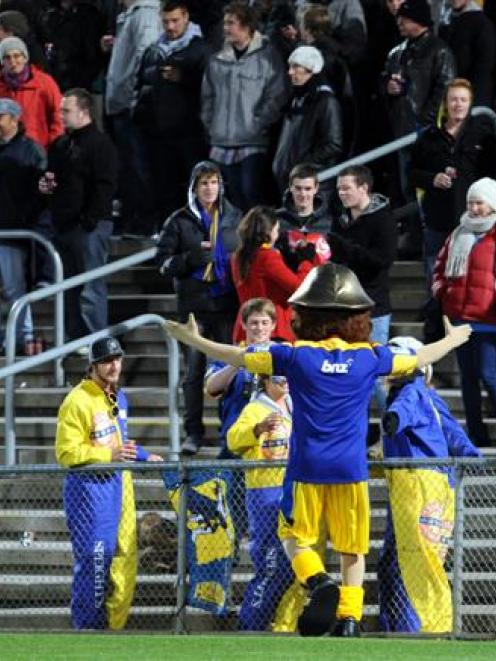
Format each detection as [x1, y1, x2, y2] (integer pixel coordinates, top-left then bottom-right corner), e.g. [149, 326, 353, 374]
[0, 384, 479, 415]
[30, 294, 178, 326]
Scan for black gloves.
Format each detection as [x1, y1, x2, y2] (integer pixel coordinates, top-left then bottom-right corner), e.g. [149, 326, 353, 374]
[382, 411, 400, 436]
[294, 242, 316, 264]
[186, 245, 212, 269]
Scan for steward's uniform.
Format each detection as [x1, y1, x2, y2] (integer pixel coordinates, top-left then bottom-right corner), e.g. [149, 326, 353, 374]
[227, 391, 293, 630]
[378, 375, 481, 633]
[244, 339, 418, 621]
[56, 378, 150, 630]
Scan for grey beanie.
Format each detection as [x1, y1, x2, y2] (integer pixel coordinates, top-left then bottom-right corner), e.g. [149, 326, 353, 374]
[288, 46, 323, 74]
[0, 97, 22, 117]
[467, 177, 496, 212]
[0, 36, 29, 62]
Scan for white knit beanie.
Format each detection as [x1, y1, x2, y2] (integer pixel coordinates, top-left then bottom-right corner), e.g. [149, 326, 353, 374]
[288, 46, 324, 74]
[467, 177, 496, 212]
[0, 36, 29, 62]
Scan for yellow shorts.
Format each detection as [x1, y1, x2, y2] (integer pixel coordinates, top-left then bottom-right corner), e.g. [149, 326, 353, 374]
[279, 480, 370, 555]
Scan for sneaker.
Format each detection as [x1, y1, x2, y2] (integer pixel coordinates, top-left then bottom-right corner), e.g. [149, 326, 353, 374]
[298, 573, 340, 637]
[181, 436, 201, 456]
[333, 617, 361, 637]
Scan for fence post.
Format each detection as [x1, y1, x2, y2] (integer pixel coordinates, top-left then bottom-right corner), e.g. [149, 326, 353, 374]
[175, 461, 189, 634]
[452, 463, 465, 639]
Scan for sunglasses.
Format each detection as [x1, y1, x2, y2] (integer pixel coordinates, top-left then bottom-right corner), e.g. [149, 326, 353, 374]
[107, 392, 119, 418]
[270, 376, 287, 385]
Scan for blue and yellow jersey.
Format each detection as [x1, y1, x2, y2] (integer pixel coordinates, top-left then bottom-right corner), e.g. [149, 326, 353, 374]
[56, 379, 149, 467]
[244, 339, 417, 483]
[227, 395, 291, 489]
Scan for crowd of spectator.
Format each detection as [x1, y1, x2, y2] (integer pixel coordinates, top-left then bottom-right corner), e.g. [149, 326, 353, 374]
[0, 0, 491, 636]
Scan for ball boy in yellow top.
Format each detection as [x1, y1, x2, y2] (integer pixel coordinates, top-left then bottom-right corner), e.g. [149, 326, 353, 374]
[227, 375, 293, 630]
[56, 337, 161, 630]
[164, 262, 472, 637]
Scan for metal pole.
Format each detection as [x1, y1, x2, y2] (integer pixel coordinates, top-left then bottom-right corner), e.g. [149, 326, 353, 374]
[317, 106, 496, 183]
[452, 463, 465, 639]
[175, 462, 189, 634]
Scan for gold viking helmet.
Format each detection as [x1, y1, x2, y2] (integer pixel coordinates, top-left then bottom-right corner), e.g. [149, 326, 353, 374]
[288, 263, 375, 310]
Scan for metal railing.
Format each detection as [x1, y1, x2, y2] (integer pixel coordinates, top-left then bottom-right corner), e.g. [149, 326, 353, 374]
[0, 230, 64, 385]
[318, 106, 496, 183]
[2, 245, 159, 466]
[0, 312, 180, 466]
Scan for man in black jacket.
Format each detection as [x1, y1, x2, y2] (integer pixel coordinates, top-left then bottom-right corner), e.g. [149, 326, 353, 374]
[383, 0, 456, 139]
[40, 87, 118, 345]
[134, 0, 210, 219]
[0, 97, 46, 354]
[40, 1, 105, 92]
[276, 162, 332, 272]
[439, 0, 495, 108]
[273, 45, 343, 197]
[156, 160, 241, 455]
[330, 165, 397, 413]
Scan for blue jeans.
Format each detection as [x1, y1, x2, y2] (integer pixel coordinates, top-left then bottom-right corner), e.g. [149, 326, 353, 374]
[456, 331, 496, 445]
[422, 227, 450, 343]
[181, 311, 234, 438]
[55, 221, 112, 341]
[0, 242, 33, 348]
[111, 111, 155, 233]
[370, 314, 391, 415]
[32, 209, 56, 285]
[423, 227, 450, 286]
[217, 153, 268, 213]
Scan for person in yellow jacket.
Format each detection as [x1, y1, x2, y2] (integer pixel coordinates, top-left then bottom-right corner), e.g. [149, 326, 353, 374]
[227, 374, 294, 630]
[55, 336, 161, 630]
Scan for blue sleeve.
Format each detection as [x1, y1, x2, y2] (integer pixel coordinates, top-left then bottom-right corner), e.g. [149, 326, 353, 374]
[135, 445, 150, 462]
[269, 343, 296, 376]
[432, 391, 482, 458]
[388, 385, 428, 433]
[205, 359, 226, 380]
[118, 389, 150, 460]
[373, 344, 394, 376]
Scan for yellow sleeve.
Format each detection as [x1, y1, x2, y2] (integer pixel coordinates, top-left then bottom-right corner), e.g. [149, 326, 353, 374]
[55, 397, 112, 467]
[243, 350, 274, 375]
[226, 403, 261, 456]
[390, 354, 419, 378]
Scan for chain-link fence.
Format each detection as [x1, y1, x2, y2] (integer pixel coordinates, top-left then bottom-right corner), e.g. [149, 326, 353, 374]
[0, 458, 494, 637]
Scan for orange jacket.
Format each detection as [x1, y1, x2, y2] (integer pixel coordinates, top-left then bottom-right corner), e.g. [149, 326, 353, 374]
[0, 65, 63, 148]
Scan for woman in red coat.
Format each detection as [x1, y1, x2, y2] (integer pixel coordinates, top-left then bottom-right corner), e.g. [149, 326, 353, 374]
[432, 177, 496, 445]
[231, 206, 315, 342]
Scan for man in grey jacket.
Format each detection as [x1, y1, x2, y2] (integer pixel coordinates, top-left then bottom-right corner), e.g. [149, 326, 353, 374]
[104, 0, 161, 235]
[201, 1, 287, 212]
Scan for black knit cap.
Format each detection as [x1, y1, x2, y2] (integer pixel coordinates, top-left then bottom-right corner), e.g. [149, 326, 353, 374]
[397, 0, 433, 28]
